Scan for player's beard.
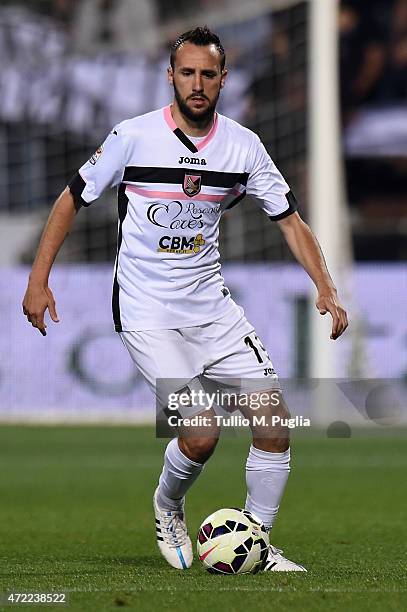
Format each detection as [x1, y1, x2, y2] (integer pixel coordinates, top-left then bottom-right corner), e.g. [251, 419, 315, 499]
[173, 82, 220, 126]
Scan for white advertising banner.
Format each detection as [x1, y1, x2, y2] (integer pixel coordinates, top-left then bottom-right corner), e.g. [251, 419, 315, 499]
[0, 264, 405, 422]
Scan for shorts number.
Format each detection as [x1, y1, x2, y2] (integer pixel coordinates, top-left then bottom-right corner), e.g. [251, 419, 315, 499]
[244, 335, 269, 364]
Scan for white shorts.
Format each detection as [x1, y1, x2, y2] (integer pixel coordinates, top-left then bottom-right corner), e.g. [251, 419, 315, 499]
[120, 307, 280, 415]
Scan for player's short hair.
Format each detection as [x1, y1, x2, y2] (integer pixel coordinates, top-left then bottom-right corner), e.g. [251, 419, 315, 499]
[170, 26, 226, 71]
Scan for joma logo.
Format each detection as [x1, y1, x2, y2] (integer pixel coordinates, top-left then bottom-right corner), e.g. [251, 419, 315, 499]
[178, 156, 207, 165]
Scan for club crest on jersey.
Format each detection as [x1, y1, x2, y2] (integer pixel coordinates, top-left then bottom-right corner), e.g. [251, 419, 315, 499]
[183, 173, 202, 197]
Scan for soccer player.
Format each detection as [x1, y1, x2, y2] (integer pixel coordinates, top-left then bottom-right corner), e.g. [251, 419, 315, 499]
[22, 27, 348, 572]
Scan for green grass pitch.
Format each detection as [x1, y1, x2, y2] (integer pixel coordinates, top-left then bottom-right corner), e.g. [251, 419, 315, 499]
[0, 426, 406, 611]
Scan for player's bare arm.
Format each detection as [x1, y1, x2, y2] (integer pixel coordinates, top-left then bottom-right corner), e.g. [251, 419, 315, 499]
[277, 211, 348, 340]
[22, 187, 77, 336]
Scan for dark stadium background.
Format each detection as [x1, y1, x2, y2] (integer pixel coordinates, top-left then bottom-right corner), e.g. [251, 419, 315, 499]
[0, 1, 406, 610]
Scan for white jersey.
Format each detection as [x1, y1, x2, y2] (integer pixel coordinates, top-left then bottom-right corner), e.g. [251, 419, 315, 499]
[69, 106, 297, 331]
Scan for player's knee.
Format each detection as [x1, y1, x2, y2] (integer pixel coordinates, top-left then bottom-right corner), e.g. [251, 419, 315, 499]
[179, 436, 219, 463]
[253, 433, 290, 453]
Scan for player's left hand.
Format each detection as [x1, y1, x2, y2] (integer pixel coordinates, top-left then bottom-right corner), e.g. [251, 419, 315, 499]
[316, 291, 348, 340]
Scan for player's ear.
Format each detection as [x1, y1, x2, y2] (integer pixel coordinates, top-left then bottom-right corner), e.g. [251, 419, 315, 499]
[167, 66, 174, 84]
[220, 68, 228, 88]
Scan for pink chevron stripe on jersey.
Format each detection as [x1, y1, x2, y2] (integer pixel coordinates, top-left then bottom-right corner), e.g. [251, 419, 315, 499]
[163, 105, 219, 151]
[126, 184, 243, 201]
[163, 105, 177, 130]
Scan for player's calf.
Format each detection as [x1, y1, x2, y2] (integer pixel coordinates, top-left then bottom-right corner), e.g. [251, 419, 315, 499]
[177, 407, 220, 463]
[241, 390, 290, 452]
[243, 392, 291, 531]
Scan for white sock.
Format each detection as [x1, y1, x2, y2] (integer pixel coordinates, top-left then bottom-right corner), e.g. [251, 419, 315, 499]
[245, 445, 290, 531]
[157, 438, 204, 511]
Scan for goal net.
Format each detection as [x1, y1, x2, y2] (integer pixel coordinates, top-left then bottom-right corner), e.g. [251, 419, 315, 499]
[0, 0, 309, 264]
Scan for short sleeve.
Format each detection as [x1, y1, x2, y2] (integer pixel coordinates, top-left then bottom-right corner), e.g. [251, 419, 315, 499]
[68, 127, 125, 209]
[246, 135, 298, 221]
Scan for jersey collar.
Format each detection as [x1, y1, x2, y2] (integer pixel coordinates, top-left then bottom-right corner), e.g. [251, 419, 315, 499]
[163, 105, 218, 154]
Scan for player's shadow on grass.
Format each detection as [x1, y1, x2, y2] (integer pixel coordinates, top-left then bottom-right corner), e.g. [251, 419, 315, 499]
[0, 556, 160, 576]
[110, 556, 156, 566]
[83, 555, 161, 569]
[95, 555, 203, 572]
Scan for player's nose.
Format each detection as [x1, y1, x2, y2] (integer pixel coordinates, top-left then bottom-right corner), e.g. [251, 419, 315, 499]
[192, 74, 204, 92]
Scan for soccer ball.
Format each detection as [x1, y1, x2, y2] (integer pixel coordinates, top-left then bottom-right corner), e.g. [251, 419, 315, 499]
[197, 508, 269, 574]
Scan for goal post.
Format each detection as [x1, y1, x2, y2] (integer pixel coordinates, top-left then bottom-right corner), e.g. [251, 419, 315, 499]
[309, 0, 369, 380]
[309, 0, 343, 378]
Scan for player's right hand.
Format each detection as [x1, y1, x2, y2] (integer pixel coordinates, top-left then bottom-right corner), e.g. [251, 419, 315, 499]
[22, 284, 59, 336]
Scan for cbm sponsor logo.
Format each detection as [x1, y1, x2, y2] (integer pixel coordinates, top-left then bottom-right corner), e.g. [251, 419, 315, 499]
[178, 156, 207, 165]
[157, 234, 206, 254]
